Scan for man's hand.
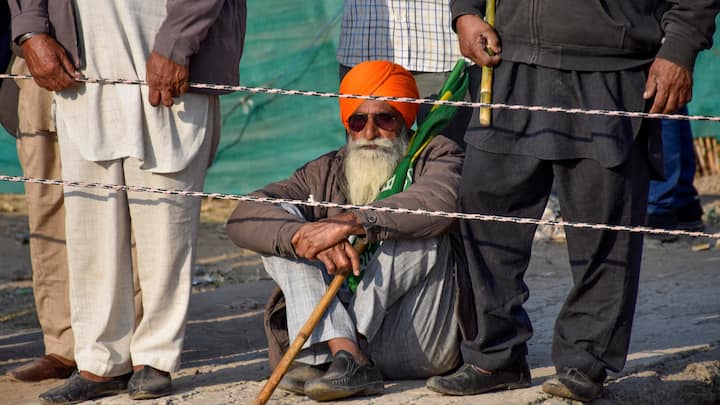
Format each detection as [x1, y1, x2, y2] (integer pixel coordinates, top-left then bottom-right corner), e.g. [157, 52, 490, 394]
[455, 14, 501, 67]
[291, 212, 365, 274]
[315, 242, 362, 276]
[146, 51, 189, 107]
[291, 212, 365, 258]
[643, 57, 693, 114]
[21, 33, 80, 91]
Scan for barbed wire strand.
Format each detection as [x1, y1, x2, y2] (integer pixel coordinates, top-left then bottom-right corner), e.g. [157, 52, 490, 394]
[1, 175, 718, 240]
[2, 73, 720, 122]
[1, 74, 718, 241]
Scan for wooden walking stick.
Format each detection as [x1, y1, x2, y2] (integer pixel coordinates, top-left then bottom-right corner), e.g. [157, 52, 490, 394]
[479, 0, 496, 126]
[253, 240, 367, 405]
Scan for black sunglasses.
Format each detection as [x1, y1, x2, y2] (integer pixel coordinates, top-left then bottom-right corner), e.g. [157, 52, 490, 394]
[347, 113, 399, 132]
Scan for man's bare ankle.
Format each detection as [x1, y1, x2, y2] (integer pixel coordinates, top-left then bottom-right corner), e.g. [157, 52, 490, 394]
[328, 338, 369, 366]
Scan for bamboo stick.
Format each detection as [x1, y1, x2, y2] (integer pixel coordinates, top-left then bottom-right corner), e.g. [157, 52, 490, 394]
[705, 137, 719, 174]
[479, 0, 496, 126]
[694, 138, 708, 177]
[700, 137, 709, 176]
[712, 138, 720, 175]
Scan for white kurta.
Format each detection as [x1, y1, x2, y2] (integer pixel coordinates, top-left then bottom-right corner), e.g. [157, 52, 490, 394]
[55, 1, 210, 173]
[55, 0, 219, 375]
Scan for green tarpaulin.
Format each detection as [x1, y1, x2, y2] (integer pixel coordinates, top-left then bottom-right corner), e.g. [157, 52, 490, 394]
[688, 14, 720, 140]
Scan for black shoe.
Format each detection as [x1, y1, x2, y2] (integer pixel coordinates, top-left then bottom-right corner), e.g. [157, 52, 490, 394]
[676, 199, 704, 227]
[304, 350, 384, 401]
[127, 366, 172, 400]
[425, 360, 531, 396]
[646, 213, 679, 242]
[39, 371, 131, 404]
[278, 362, 329, 395]
[542, 368, 604, 402]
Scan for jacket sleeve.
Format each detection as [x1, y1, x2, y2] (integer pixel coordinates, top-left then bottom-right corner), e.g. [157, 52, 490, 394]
[450, 0, 485, 30]
[152, 0, 226, 65]
[657, 0, 720, 70]
[355, 137, 464, 243]
[225, 156, 332, 258]
[8, 0, 50, 40]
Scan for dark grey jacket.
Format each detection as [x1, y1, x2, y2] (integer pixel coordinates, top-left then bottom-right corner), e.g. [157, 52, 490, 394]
[451, 0, 719, 71]
[1, 2, 11, 75]
[8, 0, 246, 93]
[226, 135, 464, 258]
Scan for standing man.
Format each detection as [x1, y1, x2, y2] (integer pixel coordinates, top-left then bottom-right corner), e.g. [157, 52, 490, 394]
[9, 0, 246, 402]
[426, 0, 719, 402]
[0, 57, 76, 383]
[1, 2, 75, 382]
[338, 0, 477, 148]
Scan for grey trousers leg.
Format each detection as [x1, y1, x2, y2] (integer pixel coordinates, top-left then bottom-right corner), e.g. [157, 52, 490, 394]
[262, 236, 459, 379]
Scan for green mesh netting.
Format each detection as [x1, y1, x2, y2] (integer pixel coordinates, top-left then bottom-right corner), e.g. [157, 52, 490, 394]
[688, 14, 720, 140]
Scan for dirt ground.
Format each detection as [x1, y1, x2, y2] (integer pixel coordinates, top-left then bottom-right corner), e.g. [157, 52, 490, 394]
[0, 177, 719, 404]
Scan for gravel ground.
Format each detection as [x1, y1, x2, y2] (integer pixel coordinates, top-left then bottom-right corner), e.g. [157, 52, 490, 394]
[0, 175, 719, 404]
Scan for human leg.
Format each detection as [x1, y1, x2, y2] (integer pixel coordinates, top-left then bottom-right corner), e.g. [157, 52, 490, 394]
[8, 59, 75, 381]
[673, 107, 704, 229]
[40, 134, 137, 404]
[121, 97, 218, 400]
[262, 255, 356, 366]
[427, 147, 548, 395]
[57, 134, 136, 377]
[263, 255, 381, 400]
[353, 237, 459, 379]
[544, 125, 652, 400]
[647, 117, 681, 221]
[647, 106, 703, 233]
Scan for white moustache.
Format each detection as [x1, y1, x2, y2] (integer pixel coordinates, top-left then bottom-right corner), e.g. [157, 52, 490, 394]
[349, 137, 396, 151]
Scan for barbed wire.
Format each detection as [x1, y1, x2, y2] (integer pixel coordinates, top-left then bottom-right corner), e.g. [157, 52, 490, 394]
[1, 175, 718, 240]
[2, 73, 720, 123]
[2, 74, 718, 241]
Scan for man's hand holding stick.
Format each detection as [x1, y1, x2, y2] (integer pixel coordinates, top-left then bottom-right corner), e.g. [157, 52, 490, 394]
[455, 1, 500, 127]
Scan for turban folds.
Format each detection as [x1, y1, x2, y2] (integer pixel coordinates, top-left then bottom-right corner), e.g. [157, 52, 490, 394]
[339, 61, 419, 132]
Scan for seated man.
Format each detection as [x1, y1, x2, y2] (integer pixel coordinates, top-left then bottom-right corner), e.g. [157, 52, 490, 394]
[226, 60, 464, 402]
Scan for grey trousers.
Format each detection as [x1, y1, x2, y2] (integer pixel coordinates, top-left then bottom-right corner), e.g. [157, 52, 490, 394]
[263, 236, 460, 379]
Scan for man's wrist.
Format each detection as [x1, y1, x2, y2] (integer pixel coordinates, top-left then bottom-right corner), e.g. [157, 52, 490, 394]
[15, 32, 44, 46]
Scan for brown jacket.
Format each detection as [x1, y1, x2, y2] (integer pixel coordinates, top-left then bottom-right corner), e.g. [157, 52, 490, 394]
[229, 134, 467, 369]
[226, 135, 465, 257]
[8, 0, 246, 93]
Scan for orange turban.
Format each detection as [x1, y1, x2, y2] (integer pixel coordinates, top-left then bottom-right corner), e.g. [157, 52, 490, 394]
[339, 61, 419, 132]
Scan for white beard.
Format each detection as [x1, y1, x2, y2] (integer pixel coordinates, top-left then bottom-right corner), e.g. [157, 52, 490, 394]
[343, 135, 408, 205]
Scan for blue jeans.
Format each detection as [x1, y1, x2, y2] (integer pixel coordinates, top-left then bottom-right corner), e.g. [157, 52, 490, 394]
[647, 106, 700, 217]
